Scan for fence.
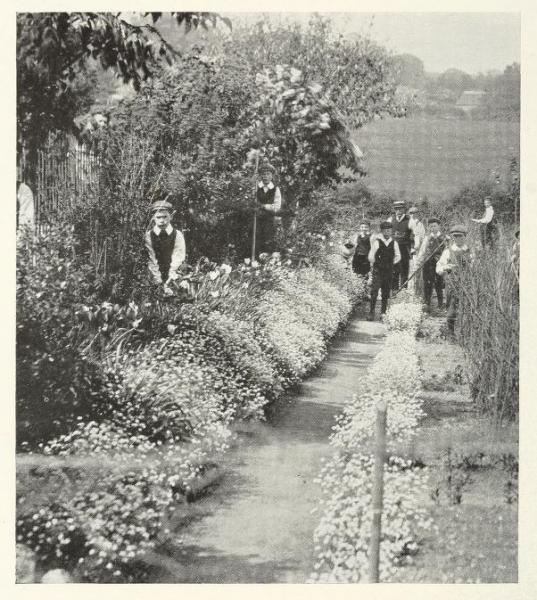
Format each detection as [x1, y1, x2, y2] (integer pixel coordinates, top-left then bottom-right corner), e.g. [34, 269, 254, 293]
[18, 134, 101, 229]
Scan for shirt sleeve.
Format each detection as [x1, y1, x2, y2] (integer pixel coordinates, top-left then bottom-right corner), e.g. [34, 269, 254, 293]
[393, 241, 401, 265]
[168, 230, 186, 280]
[145, 232, 162, 284]
[416, 235, 429, 266]
[368, 239, 378, 264]
[436, 248, 451, 275]
[476, 206, 494, 224]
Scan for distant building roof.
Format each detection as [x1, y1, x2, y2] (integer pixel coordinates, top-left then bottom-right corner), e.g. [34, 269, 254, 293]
[456, 90, 487, 108]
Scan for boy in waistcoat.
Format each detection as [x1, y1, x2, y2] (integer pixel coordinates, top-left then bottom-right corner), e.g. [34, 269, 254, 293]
[367, 221, 401, 320]
[436, 225, 471, 335]
[352, 219, 372, 278]
[145, 200, 186, 295]
[256, 162, 282, 254]
[417, 217, 447, 311]
[388, 199, 412, 290]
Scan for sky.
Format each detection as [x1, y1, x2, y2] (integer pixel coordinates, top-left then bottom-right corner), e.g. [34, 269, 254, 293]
[232, 12, 520, 75]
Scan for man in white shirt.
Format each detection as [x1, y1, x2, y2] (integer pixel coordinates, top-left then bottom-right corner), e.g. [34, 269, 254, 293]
[472, 196, 496, 248]
[367, 221, 401, 320]
[408, 205, 426, 295]
[436, 225, 471, 335]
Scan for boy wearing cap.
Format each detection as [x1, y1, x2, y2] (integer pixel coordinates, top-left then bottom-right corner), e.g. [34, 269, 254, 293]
[436, 225, 471, 335]
[417, 217, 446, 310]
[256, 162, 282, 254]
[145, 200, 186, 294]
[352, 220, 372, 277]
[388, 200, 412, 290]
[472, 196, 496, 249]
[367, 221, 401, 320]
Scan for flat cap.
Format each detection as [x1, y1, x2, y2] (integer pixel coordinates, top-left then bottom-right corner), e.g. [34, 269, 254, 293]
[428, 217, 440, 225]
[393, 199, 405, 207]
[449, 224, 468, 235]
[380, 220, 393, 230]
[151, 200, 174, 212]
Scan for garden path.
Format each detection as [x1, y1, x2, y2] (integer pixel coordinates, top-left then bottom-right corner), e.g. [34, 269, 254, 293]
[147, 313, 385, 583]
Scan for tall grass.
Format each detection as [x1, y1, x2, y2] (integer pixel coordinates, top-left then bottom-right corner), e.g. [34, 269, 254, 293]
[455, 225, 519, 421]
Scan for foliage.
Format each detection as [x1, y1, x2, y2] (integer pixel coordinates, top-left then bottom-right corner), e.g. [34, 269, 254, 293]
[224, 15, 404, 129]
[17, 12, 229, 153]
[455, 229, 519, 421]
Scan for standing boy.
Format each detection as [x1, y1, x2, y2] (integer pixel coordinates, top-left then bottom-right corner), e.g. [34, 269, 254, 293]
[352, 219, 372, 277]
[388, 200, 412, 290]
[367, 221, 401, 320]
[145, 199, 186, 295]
[417, 217, 446, 311]
[436, 225, 471, 335]
[408, 205, 426, 295]
[472, 196, 496, 249]
[256, 162, 282, 254]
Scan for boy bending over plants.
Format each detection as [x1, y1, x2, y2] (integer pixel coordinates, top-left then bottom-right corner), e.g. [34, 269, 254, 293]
[145, 199, 186, 296]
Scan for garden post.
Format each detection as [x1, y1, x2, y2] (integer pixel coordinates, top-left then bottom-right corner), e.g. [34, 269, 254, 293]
[368, 399, 387, 583]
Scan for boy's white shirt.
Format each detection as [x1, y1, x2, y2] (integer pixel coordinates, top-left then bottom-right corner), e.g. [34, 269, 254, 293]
[368, 236, 401, 265]
[473, 205, 494, 224]
[258, 181, 282, 212]
[417, 230, 444, 264]
[145, 226, 186, 283]
[436, 243, 469, 275]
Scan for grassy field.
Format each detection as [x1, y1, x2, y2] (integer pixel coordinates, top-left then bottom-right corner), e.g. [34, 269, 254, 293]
[354, 116, 520, 202]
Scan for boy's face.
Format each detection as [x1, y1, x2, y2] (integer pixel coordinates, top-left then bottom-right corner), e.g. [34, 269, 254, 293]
[395, 208, 404, 218]
[261, 170, 273, 185]
[359, 224, 369, 235]
[484, 198, 491, 208]
[452, 233, 465, 247]
[429, 222, 440, 234]
[381, 227, 392, 239]
[154, 209, 171, 229]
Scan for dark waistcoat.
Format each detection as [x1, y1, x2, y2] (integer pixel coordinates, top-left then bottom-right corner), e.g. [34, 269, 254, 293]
[391, 215, 412, 247]
[257, 186, 276, 204]
[374, 239, 395, 271]
[355, 234, 371, 256]
[150, 229, 177, 281]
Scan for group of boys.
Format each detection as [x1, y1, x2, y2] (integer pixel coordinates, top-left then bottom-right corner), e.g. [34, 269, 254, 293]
[349, 199, 471, 333]
[144, 191, 473, 335]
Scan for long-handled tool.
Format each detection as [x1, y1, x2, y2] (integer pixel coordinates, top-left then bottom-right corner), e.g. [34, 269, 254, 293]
[392, 236, 448, 299]
[250, 152, 260, 262]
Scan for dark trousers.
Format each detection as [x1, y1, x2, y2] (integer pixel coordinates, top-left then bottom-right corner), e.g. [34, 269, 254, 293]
[393, 244, 410, 290]
[446, 287, 460, 333]
[352, 254, 370, 277]
[256, 216, 276, 254]
[423, 260, 444, 306]
[481, 224, 496, 249]
[370, 268, 392, 315]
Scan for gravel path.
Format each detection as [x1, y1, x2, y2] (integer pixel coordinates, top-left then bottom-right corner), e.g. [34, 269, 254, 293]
[148, 314, 385, 583]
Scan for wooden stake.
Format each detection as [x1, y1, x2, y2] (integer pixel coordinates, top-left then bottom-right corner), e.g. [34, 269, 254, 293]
[368, 399, 387, 583]
[251, 152, 259, 261]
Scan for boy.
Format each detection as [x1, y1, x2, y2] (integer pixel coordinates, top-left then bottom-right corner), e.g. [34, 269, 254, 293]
[145, 199, 186, 295]
[417, 217, 446, 311]
[256, 162, 282, 254]
[388, 199, 412, 290]
[436, 225, 471, 335]
[408, 205, 426, 295]
[472, 196, 496, 249]
[367, 221, 401, 320]
[352, 219, 372, 277]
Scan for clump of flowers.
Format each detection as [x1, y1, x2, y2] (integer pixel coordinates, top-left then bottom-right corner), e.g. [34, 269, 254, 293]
[311, 297, 432, 582]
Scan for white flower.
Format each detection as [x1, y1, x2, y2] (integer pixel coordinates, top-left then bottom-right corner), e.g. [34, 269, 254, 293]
[220, 264, 232, 275]
[208, 271, 219, 281]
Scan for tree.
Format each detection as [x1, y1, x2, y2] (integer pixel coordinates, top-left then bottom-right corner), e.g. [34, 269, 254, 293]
[17, 12, 230, 153]
[219, 14, 404, 129]
[392, 54, 425, 88]
[436, 68, 474, 94]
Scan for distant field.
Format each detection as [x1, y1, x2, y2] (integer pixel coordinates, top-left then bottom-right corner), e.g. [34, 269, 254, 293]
[354, 116, 520, 202]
